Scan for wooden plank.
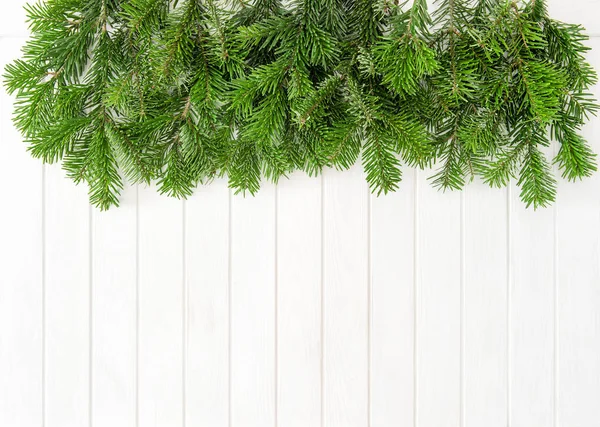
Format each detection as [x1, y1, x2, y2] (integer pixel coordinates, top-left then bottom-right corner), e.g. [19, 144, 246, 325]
[44, 165, 91, 427]
[463, 182, 508, 427]
[276, 173, 322, 427]
[415, 173, 462, 427]
[137, 187, 184, 427]
[91, 185, 137, 427]
[556, 39, 600, 427]
[230, 184, 276, 427]
[185, 180, 230, 427]
[369, 168, 415, 427]
[509, 184, 555, 427]
[0, 37, 43, 427]
[322, 165, 369, 427]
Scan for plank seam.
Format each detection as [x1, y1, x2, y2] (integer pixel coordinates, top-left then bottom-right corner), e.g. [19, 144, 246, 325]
[41, 164, 46, 427]
[135, 185, 140, 427]
[88, 202, 93, 427]
[459, 191, 465, 427]
[227, 187, 232, 427]
[413, 170, 419, 427]
[506, 185, 512, 427]
[182, 199, 187, 427]
[320, 174, 325, 427]
[274, 185, 279, 427]
[367, 183, 372, 427]
[553, 163, 559, 427]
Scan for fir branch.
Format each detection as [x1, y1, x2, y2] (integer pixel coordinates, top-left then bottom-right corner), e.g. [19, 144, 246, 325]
[3, 0, 598, 208]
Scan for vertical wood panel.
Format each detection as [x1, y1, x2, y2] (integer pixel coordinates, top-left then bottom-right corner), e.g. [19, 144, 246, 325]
[45, 166, 91, 427]
[370, 169, 415, 427]
[91, 185, 137, 427]
[230, 185, 276, 427]
[0, 37, 43, 427]
[276, 173, 322, 427]
[416, 175, 462, 427]
[138, 187, 184, 427]
[323, 165, 369, 427]
[2, 25, 600, 427]
[510, 184, 555, 427]
[185, 180, 230, 427]
[463, 183, 508, 427]
[556, 141, 600, 427]
[556, 39, 600, 427]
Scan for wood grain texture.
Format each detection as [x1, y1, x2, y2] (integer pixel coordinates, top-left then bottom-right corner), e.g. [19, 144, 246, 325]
[185, 180, 230, 427]
[2, 14, 600, 426]
[91, 185, 137, 427]
[370, 168, 415, 427]
[509, 182, 556, 427]
[0, 37, 43, 427]
[276, 173, 322, 427]
[230, 184, 277, 427]
[322, 165, 369, 427]
[44, 165, 91, 427]
[137, 186, 184, 427]
[416, 170, 462, 427]
[555, 39, 600, 427]
[463, 182, 508, 427]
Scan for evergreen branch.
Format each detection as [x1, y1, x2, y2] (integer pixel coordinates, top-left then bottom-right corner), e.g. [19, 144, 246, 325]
[3, 0, 598, 208]
[363, 126, 402, 195]
[518, 140, 557, 209]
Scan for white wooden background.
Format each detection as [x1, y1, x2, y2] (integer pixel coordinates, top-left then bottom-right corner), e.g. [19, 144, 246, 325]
[1, 1, 600, 426]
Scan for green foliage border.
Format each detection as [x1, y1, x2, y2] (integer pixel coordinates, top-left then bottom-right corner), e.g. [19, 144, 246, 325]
[4, 0, 599, 209]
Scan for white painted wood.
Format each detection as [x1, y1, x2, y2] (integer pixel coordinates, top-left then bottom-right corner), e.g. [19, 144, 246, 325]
[137, 187, 184, 427]
[44, 165, 91, 427]
[230, 184, 276, 427]
[416, 172, 462, 427]
[509, 184, 556, 427]
[276, 173, 322, 427]
[556, 145, 600, 426]
[0, 37, 43, 427]
[322, 165, 369, 427]
[185, 180, 230, 427]
[2, 7, 600, 426]
[370, 168, 415, 427]
[555, 39, 600, 427]
[463, 182, 508, 427]
[91, 185, 137, 427]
